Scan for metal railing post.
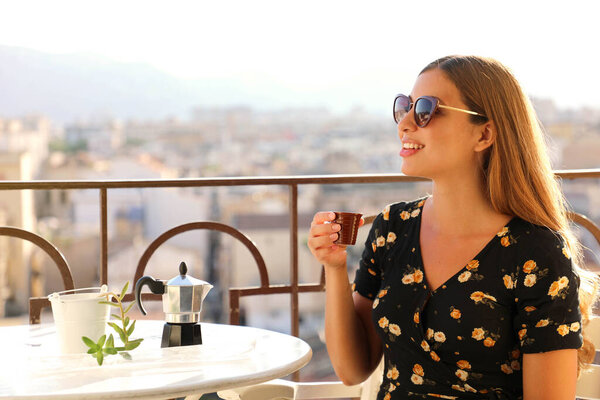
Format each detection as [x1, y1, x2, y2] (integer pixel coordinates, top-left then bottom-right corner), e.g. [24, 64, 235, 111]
[289, 184, 299, 338]
[100, 188, 108, 285]
[289, 183, 300, 381]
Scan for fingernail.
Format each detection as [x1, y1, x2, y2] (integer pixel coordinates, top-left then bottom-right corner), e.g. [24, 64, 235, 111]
[330, 233, 338, 240]
[329, 212, 336, 220]
[332, 224, 341, 232]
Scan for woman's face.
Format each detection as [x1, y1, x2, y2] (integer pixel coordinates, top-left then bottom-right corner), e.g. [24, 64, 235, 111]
[397, 68, 486, 181]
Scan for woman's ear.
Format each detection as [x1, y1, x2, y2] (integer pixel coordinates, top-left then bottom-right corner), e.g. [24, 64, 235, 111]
[474, 121, 496, 153]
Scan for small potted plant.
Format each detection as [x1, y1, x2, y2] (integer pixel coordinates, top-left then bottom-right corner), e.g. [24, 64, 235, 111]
[82, 282, 143, 365]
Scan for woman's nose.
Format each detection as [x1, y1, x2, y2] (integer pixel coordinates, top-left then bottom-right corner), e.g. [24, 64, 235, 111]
[397, 109, 417, 139]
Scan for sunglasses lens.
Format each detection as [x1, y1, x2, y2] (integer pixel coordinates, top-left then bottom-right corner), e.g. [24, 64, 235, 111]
[414, 97, 436, 127]
[393, 95, 410, 123]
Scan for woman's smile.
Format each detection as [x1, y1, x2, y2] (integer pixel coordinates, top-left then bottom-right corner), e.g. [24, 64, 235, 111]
[400, 141, 425, 157]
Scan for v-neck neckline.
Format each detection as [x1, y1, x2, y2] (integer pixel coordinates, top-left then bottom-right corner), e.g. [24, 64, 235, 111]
[414, 201, 518, 295]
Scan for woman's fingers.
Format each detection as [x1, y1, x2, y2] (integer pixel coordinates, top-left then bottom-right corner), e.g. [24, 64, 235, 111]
[311, 222, 340, 238]
[308, 232, 338, 250]
[311, 211, 336, 227]
[308, 211, 349, 267]
[309, 212, 340, 239]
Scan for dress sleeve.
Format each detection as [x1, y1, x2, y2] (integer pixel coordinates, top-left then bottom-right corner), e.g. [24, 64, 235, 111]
[513, 228, 582, 353]
[353, 203, 398, 300]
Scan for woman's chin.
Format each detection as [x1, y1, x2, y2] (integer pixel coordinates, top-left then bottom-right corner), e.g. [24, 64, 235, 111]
[401, 163, 421, 177]
[401, 164, 432, 179]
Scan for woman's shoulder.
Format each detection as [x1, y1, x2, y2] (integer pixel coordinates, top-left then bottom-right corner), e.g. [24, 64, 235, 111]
[505, 217, 571, 263]
[379, 196, 428, 221]
[509, 217, 565, 247]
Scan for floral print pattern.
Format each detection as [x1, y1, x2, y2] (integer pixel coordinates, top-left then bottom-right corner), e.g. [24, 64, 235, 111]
[353, 198, 582, 399]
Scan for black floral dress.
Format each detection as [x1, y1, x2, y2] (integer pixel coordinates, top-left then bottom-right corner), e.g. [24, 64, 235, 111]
[353, 197, 582, 400]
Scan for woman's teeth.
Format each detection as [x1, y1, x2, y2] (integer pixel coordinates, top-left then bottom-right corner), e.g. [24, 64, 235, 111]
[403, 143, 424, 150]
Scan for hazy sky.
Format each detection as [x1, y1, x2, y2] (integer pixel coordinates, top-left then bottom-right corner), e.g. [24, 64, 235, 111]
[1, 0, 599, 114]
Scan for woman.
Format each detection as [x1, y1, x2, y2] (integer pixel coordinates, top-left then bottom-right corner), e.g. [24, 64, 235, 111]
[308, 55, 598, 399]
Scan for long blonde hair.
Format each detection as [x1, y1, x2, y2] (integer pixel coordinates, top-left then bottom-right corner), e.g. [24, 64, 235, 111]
[422, 55, 598, 374]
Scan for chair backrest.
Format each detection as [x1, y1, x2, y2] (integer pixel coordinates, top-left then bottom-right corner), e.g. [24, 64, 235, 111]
[0, 226, 74, 324]
[576, 315, 600, 400]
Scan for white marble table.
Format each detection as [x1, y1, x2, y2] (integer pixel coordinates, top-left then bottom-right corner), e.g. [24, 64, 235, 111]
[0, 320, 312, 400]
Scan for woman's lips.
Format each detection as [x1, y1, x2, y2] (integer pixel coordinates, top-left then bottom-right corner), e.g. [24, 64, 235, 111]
[400, 148, 421, 157]
[400, 142, 425, 157]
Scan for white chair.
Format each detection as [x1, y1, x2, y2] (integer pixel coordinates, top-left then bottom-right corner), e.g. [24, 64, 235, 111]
[577, 315, 600, 400]
[217, 358, 383, 400]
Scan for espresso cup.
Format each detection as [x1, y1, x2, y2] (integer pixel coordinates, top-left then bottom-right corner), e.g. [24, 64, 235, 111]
[333, 212, 363, 245]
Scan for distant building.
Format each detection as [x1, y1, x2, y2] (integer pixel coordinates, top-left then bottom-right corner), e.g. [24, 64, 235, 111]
[0, 116, 50, 176]
[561, 134, 600, 169]
[64, 120, 123, 155]
[0, 116, 51, 316]
[0, 152, 36, 316]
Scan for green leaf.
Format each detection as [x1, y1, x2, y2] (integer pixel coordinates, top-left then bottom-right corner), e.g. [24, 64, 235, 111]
[123, 302, 135, 314]
[111, 313, 122, 320]
[124, 338, 143, 350]
[97, 351, 104, 365]
[82, 336, 98, 350]
[99, 300, 120, 308]
[107, 321, 121, 332]
[119, 281, 129, 301]
[108, 322, 127, 343]
[104, 347, 118, 355]
[87, 348, 97, 354]
[106, 334, 115, 348]
[120, 351, 132, 360]
[97, 334, 107, 348]
[126, 319, 136, 336]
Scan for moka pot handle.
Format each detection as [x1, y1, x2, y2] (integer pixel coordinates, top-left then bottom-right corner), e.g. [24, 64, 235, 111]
[135, 276, 165, 315]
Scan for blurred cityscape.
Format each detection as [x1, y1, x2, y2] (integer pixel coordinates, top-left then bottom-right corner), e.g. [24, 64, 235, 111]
[1, 97, 600, 380]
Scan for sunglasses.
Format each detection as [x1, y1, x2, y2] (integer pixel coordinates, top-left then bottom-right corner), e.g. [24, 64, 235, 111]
[393, 94, 487, 127]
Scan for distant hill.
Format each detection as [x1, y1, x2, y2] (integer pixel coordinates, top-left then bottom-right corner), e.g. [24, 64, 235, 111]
[0, 45, 281, 123]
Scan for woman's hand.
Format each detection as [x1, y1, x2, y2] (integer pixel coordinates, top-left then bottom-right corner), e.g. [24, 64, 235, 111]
[307, 212, 363, 270]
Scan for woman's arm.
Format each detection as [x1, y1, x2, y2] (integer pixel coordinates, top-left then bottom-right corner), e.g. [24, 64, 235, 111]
[308, 212, 383, 385]
[323, 267, 383, 384]
[522, 349, 577, 400]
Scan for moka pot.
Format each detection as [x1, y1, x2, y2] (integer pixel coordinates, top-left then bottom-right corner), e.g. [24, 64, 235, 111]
[135, 261, 213, 347]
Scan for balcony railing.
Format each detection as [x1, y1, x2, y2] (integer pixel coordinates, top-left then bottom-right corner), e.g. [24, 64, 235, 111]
[1, 170, 600, 340]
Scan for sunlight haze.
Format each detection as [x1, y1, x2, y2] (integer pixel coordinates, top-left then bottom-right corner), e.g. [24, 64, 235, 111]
[1, 0, 599, 114]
